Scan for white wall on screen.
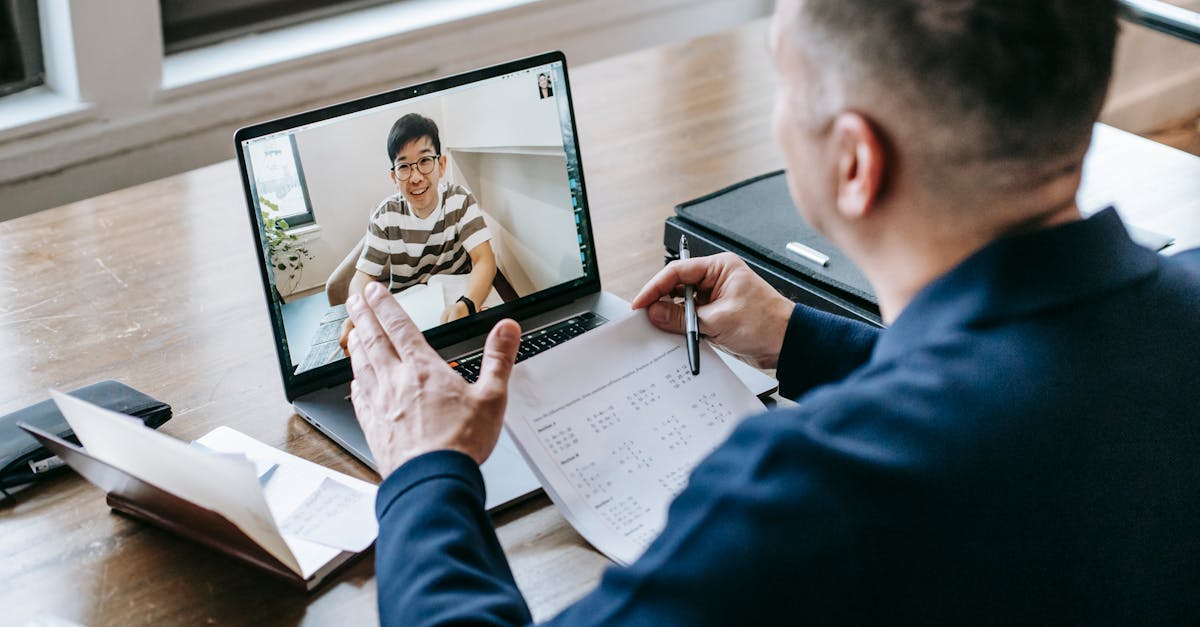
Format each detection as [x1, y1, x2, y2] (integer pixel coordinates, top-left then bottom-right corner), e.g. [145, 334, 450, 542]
[439, 71, 564, 150]
[284, 69, 580, 298]
[450, 150, 581, 297]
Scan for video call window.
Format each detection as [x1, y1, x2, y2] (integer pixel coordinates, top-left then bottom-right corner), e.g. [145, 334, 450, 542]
[243, 63, 587, 375]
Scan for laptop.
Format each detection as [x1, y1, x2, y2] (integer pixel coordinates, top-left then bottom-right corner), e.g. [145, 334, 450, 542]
[233, 52, 637, 510]
[235, 52, 776, 511]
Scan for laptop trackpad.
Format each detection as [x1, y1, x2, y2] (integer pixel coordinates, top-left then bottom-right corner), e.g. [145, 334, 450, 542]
[481, 430, 540, 510]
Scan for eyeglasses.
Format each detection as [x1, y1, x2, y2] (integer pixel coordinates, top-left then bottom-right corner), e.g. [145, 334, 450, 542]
[390, 155, 440, 181]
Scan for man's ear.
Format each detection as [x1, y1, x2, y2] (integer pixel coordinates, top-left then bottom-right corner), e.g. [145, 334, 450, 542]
[389, 168, 399, 187]
[438, 153, 448, 171]
[830, 112, 885, 220]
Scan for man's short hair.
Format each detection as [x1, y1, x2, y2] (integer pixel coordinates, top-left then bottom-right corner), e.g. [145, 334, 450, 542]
[796, 0, 1119, 163]
[387, 113, 441, 164]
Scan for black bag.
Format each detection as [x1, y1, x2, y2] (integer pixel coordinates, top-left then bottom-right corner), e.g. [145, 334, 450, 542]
[0, 380, 171, 496]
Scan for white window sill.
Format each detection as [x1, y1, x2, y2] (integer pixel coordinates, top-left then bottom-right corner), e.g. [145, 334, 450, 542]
[0, 87, 93, 142]
[288, 223, 323, 241]
[161, 0, 539, 95]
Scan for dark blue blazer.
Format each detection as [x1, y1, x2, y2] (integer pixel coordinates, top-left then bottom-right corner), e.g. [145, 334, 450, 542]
[374, 209, 1200, 625]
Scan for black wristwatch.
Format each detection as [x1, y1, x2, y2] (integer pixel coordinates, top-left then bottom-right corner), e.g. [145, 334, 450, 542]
[456, 295, 476, 315]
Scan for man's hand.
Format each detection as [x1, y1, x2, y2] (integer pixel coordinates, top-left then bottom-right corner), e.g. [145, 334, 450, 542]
[346, 281, 521, 478]
[339, 317, 354, 357]
[631, 252, 794, 369]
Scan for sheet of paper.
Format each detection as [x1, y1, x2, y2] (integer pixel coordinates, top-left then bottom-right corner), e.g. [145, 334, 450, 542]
[1078, 124, 1179, 251]
[427, 273, 504, 309]
[279, 477, 376, 552]
[505, 313, 765, 565]
[195, 426, 378, 579]
[188, 441, 277, 483]
[393, 282, 445, 330]
[49, 392, 301, 575]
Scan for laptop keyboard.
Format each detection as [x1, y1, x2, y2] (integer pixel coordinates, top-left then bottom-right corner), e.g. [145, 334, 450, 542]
[448, 312, 607, 383]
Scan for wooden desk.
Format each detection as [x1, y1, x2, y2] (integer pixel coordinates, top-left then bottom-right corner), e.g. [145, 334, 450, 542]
[2, 18, 1198, 627]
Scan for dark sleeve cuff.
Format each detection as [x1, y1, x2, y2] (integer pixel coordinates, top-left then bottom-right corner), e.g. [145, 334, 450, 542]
[775, 304, 880, 400]
[376, 449, 485, 520]
[373, 449, 534, 626]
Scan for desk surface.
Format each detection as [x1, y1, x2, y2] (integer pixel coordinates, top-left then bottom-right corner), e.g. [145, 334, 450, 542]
[2, 18, 1198, 627]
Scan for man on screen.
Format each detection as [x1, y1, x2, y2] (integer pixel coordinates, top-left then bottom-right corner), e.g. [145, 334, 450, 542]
[339, 113, 497, 349]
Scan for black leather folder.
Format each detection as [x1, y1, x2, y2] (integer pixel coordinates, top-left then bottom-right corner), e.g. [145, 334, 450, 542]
[1, 380, 171, 491]
[664, 171, 883, 327]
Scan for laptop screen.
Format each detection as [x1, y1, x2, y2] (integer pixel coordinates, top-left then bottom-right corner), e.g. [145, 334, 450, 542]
[235, 53, 598, 394]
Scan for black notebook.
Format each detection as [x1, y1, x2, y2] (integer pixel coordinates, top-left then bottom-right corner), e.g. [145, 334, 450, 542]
[674, 170, 875, 304]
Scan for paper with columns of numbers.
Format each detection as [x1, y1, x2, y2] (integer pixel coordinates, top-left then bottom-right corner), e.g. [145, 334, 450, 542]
[505, 312, 765, 565]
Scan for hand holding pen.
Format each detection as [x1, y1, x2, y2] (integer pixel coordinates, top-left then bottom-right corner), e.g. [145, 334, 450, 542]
[631, 251, 797, 371]
[679, 235, 701, 375]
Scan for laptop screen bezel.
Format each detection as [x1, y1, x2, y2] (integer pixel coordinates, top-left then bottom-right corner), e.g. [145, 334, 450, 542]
[234, 51, 602, 401]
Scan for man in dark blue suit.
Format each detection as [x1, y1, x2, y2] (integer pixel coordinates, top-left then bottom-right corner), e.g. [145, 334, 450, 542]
[344, 0, 1200, 623]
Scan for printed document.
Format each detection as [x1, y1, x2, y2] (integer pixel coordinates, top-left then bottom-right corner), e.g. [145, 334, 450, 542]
[506, 313, 764, 565]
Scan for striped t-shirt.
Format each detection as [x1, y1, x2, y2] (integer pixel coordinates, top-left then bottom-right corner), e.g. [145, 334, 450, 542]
[356, 183, 492, 292]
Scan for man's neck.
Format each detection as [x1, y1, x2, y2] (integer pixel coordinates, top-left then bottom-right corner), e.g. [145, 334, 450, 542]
[864, 195, 1082, 324]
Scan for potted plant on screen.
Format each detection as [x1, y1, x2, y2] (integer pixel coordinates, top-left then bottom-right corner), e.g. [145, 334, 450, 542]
[260, 196, 313, 299]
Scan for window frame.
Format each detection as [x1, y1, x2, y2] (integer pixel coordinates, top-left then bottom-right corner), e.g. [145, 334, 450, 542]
[246, 134, 317, 229]
[0, 0, 45, 98]
[1118, 0, 1200, 45]
[159, 0, 400, 54]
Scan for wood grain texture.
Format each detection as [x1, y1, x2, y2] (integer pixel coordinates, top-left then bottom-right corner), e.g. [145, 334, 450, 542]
[1140, 112, 1200, 157]
[3, 16, 1199, 626]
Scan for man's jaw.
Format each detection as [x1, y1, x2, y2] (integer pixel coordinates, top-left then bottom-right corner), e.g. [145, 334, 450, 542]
[406, 184, 436, 213]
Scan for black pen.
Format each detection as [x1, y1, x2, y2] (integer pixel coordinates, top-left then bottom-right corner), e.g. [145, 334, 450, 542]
[679, 234, 700, 375]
